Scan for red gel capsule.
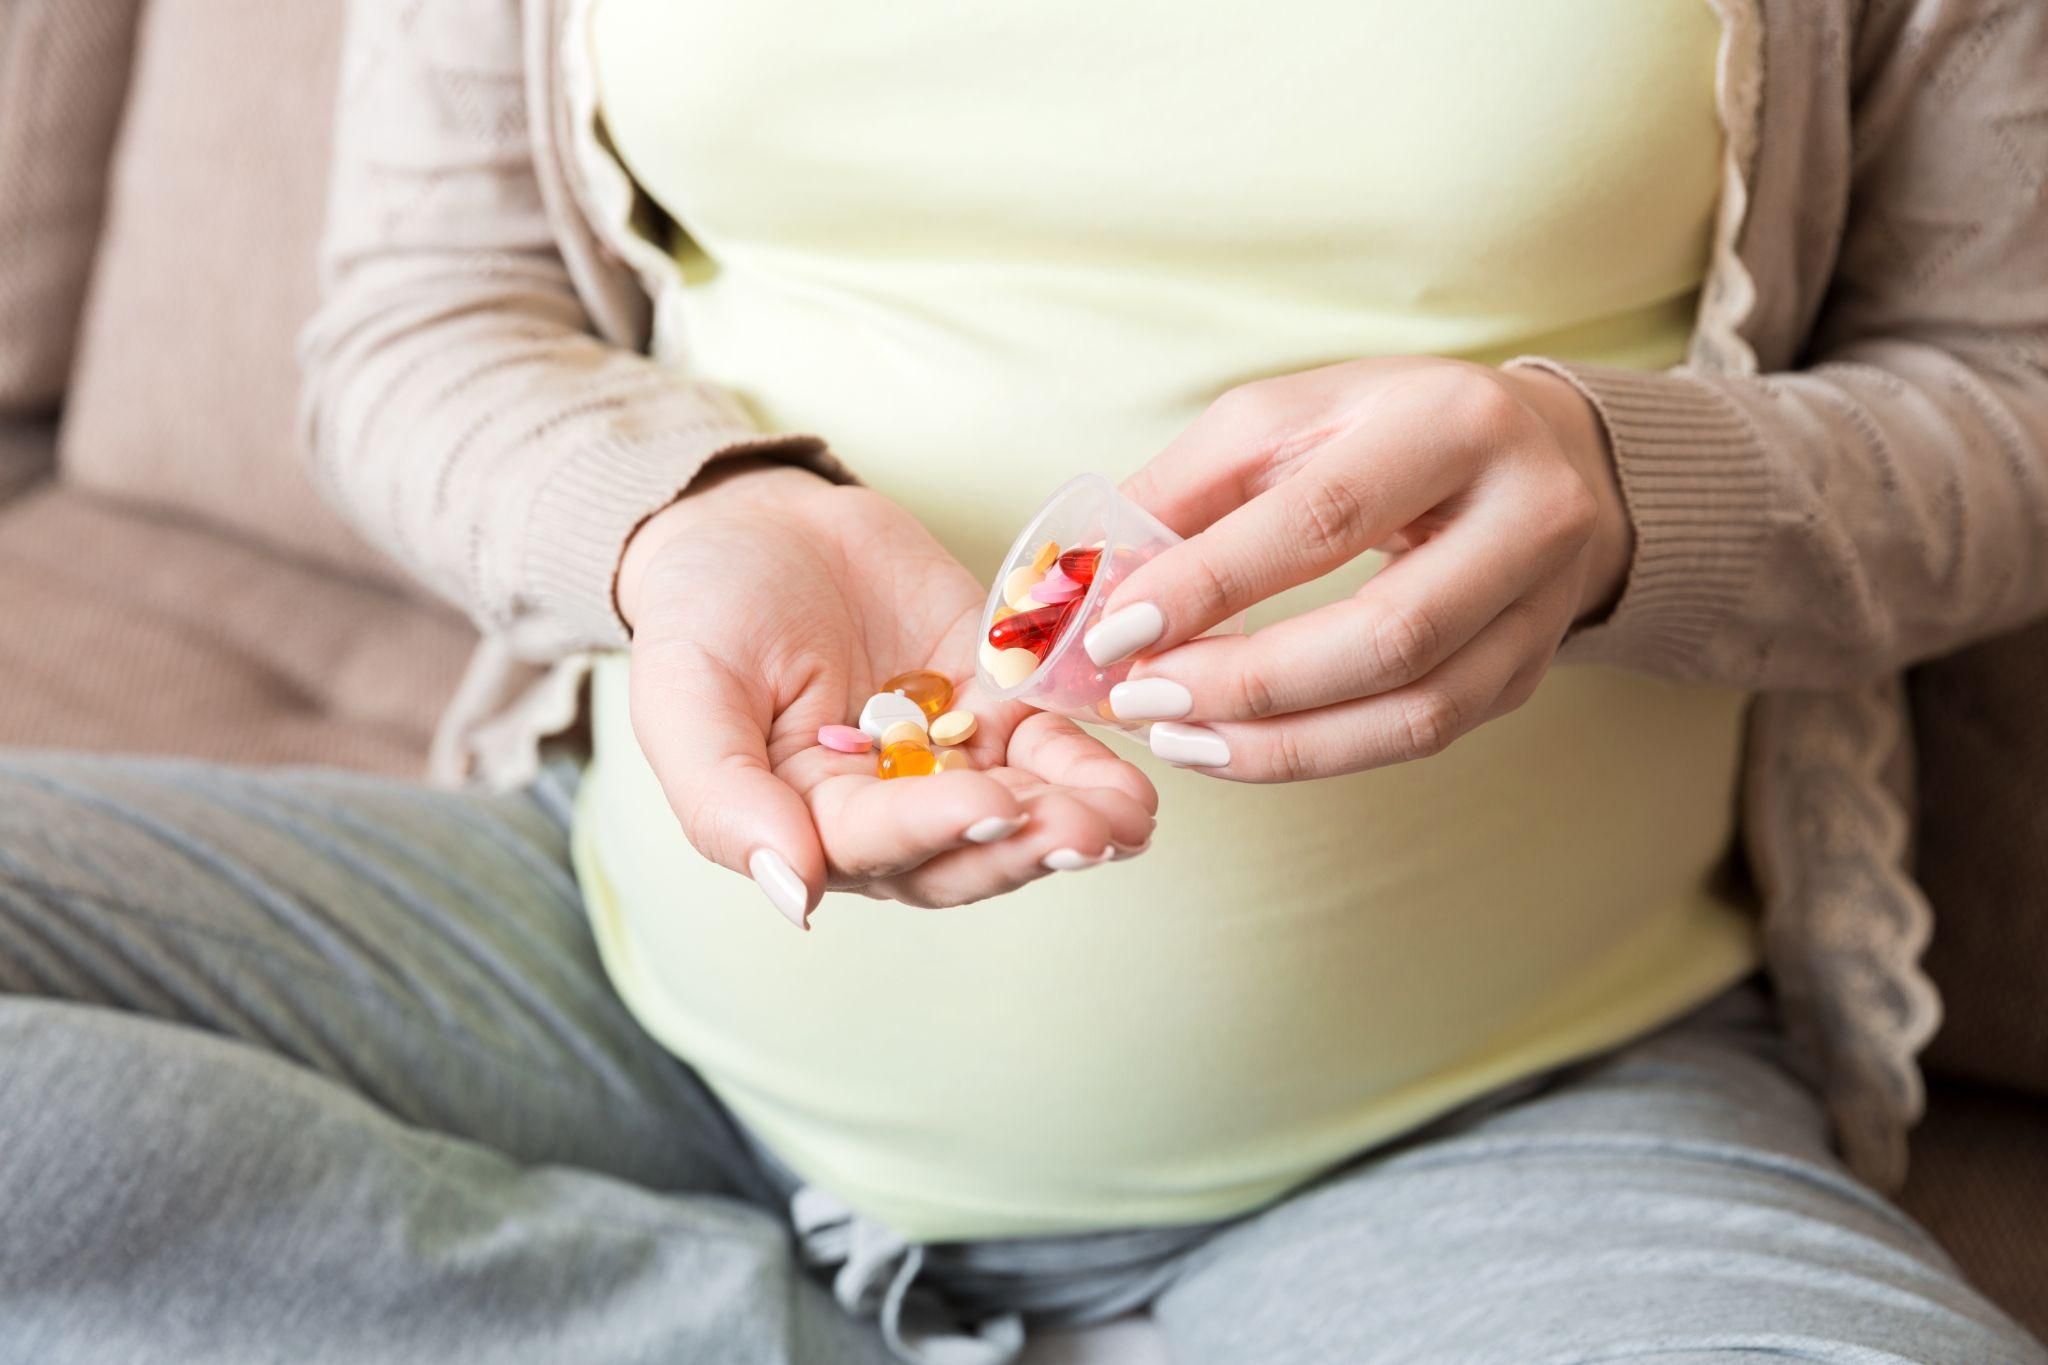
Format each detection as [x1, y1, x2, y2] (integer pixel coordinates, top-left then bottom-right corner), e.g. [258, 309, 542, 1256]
[1056, 548, 1101, 585]
[987, 601, 1078, 659]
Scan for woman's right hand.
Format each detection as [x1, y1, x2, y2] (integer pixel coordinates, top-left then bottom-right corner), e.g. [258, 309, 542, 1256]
[617, 461, 1158, 929]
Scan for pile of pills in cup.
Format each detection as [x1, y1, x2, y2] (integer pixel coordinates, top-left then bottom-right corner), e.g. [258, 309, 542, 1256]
[816, 670, 980, 780]
[976, 542, 1102, 689]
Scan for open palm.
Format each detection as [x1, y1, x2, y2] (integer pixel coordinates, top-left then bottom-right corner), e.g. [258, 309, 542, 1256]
[622, 466, 1157, 924]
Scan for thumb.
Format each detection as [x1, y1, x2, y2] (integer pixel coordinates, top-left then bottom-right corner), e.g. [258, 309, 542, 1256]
[628, 641, 823, 931]
[1117, 386, 1275, 538]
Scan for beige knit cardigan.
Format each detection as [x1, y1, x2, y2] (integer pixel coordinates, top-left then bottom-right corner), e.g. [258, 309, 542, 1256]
[299, 0, 2048, 1191]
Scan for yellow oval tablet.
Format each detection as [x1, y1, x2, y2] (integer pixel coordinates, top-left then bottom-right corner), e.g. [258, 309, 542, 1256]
[988, 647, 1040, 689]
[929, 710, 978, 746]
[1003, 566, 1043, 611]
[879, 719, 928, 749]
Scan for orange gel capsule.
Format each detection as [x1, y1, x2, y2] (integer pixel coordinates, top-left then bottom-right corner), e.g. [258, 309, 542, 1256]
[881, 669, 954, 720]
[876, 739, 937, 779]
[987, 601, 1077, 659]
[1056, 547, 1101, 585]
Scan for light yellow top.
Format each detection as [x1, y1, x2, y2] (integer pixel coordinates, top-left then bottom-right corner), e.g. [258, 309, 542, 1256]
[579, 0, 1758, 1240]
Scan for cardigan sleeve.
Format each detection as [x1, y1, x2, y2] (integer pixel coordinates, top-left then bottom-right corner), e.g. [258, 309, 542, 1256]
[297, 0, 838, 659]
[1509, 0, 2048, 690]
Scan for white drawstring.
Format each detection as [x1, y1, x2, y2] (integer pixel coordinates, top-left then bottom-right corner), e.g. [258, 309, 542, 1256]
[790, 1185, 1026, 1365]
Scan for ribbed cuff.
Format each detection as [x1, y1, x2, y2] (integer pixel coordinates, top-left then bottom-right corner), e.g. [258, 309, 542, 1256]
[1504, 357, 1771, 676]
[522, 404, 851, 652]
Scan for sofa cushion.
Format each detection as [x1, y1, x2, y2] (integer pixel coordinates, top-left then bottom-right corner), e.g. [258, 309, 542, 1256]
[57, 0, 406, 590]
[0, 0, 146, 416]
[1900, 1082, 2048, 1346]
[1910, 623, 2048, 1098]
[0, 485, 472, 774]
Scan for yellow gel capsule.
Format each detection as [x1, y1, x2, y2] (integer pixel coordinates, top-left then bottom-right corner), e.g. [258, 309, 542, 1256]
[929, 710, 977, 746]
[881, 669, 954, 720]
[879, 719, 927, 749]
[876, 738, 937, 780]
[934, 748, 971, 772]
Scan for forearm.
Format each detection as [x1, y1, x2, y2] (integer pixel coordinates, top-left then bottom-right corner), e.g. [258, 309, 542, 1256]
[301, 258, 830, 655]
[1503, 2, 2048, 691]
[299, 0, 842, 659]
[1511, 347, 2048, 690]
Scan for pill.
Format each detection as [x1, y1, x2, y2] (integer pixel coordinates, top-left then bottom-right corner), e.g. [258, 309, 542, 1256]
[880, 719, 928, 749]
[877, 738, 937, 780]
[1027, 570, 1085, 606]
[1003, 565, 1044, 611]
[880, 669, 953, 720]
[859, 692, 929, 741]
[934, 748, 971, 772]
[1057, 548, 1101, 585]
[1030, 540, 1061, 573]
[992, 603, 1018, 623]
[988, 601, 1077, 658]
[929, 710, 977, 746]
[817, 724, 873, 753]
[985, 645, 1041, 689]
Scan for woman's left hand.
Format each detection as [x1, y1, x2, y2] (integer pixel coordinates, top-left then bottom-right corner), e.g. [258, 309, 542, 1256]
[1087, 358, 1633, 782]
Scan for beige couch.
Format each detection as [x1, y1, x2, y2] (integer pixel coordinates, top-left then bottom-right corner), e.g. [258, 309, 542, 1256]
[1, 0, 2041, 1352]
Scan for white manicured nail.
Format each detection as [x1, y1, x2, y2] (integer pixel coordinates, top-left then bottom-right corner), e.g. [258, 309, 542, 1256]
[1150, 722, 1231, 768]
[964, 814, 1029, 844]
[748, 848, 810, 930]
[1041, 847, 1111, 872]
[1108, 678, 1192, 721]
[1084, 603, 1165, 666]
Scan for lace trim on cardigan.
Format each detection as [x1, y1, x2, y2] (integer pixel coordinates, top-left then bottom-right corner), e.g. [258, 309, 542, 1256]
[1694, 0, 1766, 377]
[1685, 1, 1942, 1191]
[1744, 684, 1942, 1190]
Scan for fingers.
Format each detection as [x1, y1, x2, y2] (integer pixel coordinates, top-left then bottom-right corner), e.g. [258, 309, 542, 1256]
[1118, 382, 1297, 538]
[875, 784, 1150, 908]
[1091, 435, 1467, 667]
[1115, 490, 1578, 723]
[827, 717, 1156, 909]
[1000, 711, 1160, 816]
[1149, 586, 1569, 783]
[630, 641, 826, 930]
[801, 766, 1033, 887]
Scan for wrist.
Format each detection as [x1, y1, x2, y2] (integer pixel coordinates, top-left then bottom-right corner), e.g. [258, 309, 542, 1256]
[617, 456, 830, 631]
[1500, 364, 1632, 625]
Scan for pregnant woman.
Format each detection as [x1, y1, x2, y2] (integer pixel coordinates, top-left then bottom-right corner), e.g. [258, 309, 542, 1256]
[5, 1, 2047, 1362]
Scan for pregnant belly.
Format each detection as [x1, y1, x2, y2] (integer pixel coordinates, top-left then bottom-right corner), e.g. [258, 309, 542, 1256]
[574, 653, 1758, 1240]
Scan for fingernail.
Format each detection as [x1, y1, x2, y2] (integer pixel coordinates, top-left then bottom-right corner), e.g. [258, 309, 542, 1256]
[1150, 721, 1231, 768]
[1084, 603, 1164, 666]
[964, 813, 1030, 844]
[1110, 839, 1150, 861]
[1109, 678, 1191, 722]
[1041, 847, 1112, 872]
[748, 848, 810, 930]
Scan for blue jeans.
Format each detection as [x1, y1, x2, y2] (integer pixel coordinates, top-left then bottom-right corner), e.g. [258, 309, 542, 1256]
[0, 750, 2038, 1365]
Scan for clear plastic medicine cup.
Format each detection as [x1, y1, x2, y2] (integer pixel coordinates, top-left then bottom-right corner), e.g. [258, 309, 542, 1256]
[975, 473, 1243, 736]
